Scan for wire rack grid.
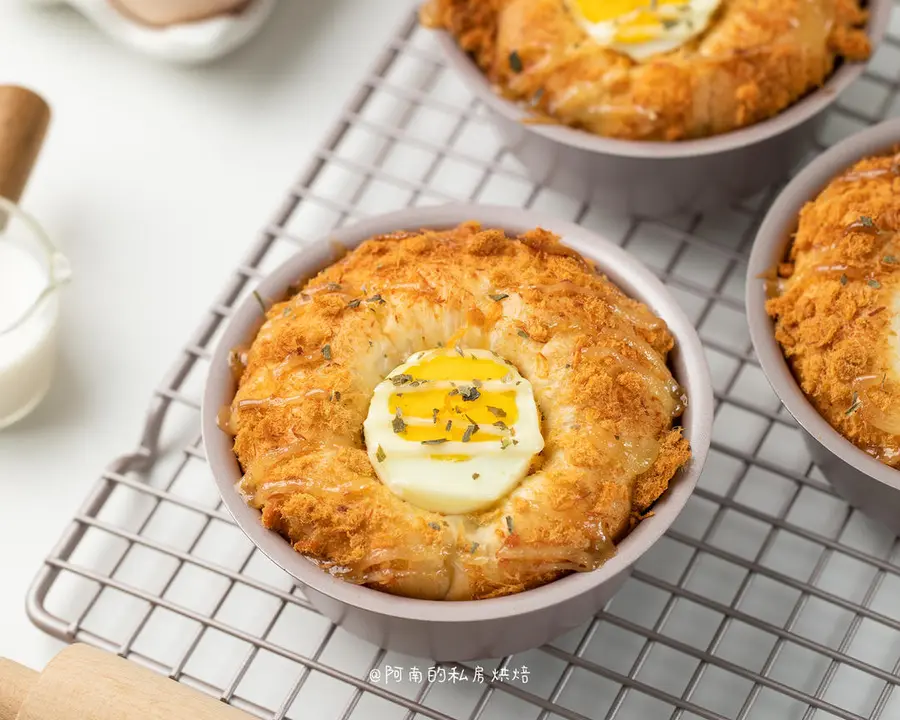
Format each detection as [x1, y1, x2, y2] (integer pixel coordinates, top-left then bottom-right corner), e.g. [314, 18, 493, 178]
[25, 6, 900, 720]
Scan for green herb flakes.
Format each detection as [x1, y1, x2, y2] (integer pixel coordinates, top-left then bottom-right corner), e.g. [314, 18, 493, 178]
[470, 541, 479, 553]
[375, 445, 386, 462]
[348, 298, 361, 308]
[860, 215, 875, 227]
[505, 515, 514, 533]
[472, 473, 480, 480]
[460, 385, 481, 402]
[422, 438, 448, 445]
[885, 256, 897, 264]
[500, 437, 512, 450]
[326, 282, 342, 291]
[462, 424, 477, 443]
[428, 522, 441, 531]
[840, 274, 848, 286]
[432, 408, 440, 424]
[517, 329, 529, 339]
[391, 373, 413, 386]
[509, 50, 523, 73]
[489, 293, 509, 302]
[445, 420, 453, 432]
[367, 294, 386, 304]
[493, 420, 508, 431]
[252, 290, 266, 313]
[869, 279, 882, 289]
[322, 344, 332, 361]
[845, 392, 862, 417]
[455, 345, 465, 357]
[392, 409, 407, 434]
[487, 406, 506, 418]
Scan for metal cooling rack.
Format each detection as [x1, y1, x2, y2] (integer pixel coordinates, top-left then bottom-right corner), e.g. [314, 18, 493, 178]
[26, 7, 900, 720]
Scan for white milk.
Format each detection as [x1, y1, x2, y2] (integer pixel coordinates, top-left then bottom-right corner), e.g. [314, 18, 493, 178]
[0, 242, 59, 428]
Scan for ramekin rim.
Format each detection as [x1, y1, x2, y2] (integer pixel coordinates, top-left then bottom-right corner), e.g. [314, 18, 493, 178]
[432, 0, 889, 160]
[202, 203, 714, 623]
[746, 119, 900, 493]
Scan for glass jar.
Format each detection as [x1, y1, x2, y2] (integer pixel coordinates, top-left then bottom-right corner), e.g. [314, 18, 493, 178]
[0, 197, 70, 428]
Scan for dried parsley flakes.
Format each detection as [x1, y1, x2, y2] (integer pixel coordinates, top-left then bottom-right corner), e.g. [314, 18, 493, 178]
[252, 290, 266, 313]
[509, 50, 523, 73]
[460, 385, 481, 402]
[392, 408, 407, 434]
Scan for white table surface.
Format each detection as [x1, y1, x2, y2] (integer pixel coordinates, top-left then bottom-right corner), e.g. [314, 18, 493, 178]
[0, 0, 414, 673]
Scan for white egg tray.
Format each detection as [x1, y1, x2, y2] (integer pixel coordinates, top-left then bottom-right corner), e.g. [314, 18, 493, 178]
[25, 6, 900, 720]
[30, 0, 277, 63]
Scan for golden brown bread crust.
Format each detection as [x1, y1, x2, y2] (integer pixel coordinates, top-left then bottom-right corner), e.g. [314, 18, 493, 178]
[227, 222, 690, 599]
[767, 151, 900, 466]
[422, 0, 870, 141]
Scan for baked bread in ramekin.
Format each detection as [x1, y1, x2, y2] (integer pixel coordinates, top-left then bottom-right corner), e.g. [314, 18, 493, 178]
[767, 150, 900, 467]
[423, 0, 871, 141]
[222, 222, 690, 600]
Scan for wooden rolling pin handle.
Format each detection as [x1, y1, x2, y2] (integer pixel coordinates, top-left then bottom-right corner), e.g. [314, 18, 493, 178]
[0, 86, 50, 205]
[1, 645, 251, 720]
[0, 659, 38, 720]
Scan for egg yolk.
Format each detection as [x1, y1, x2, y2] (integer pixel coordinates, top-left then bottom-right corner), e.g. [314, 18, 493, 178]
[571, 0, 688, 44]
[387, 354, 519, 449]
[363, 348, 544, 514]
[572, 0, 683, 23]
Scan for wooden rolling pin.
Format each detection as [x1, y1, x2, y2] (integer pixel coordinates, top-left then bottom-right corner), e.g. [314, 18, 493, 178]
[0, 645, 251, 720]
[0, 85, 50, 205]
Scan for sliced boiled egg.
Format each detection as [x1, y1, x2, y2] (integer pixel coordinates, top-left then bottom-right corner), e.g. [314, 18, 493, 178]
[364, 348, 544, 514]
[568, 0, 721, 60]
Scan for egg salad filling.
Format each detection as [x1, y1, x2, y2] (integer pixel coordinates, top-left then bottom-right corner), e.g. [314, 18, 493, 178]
[567, 0, 721, 60]
[363, 348, 544, 514]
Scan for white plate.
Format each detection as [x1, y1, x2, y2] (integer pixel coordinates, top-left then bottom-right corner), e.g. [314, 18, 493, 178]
[29, 0, 277, 63]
